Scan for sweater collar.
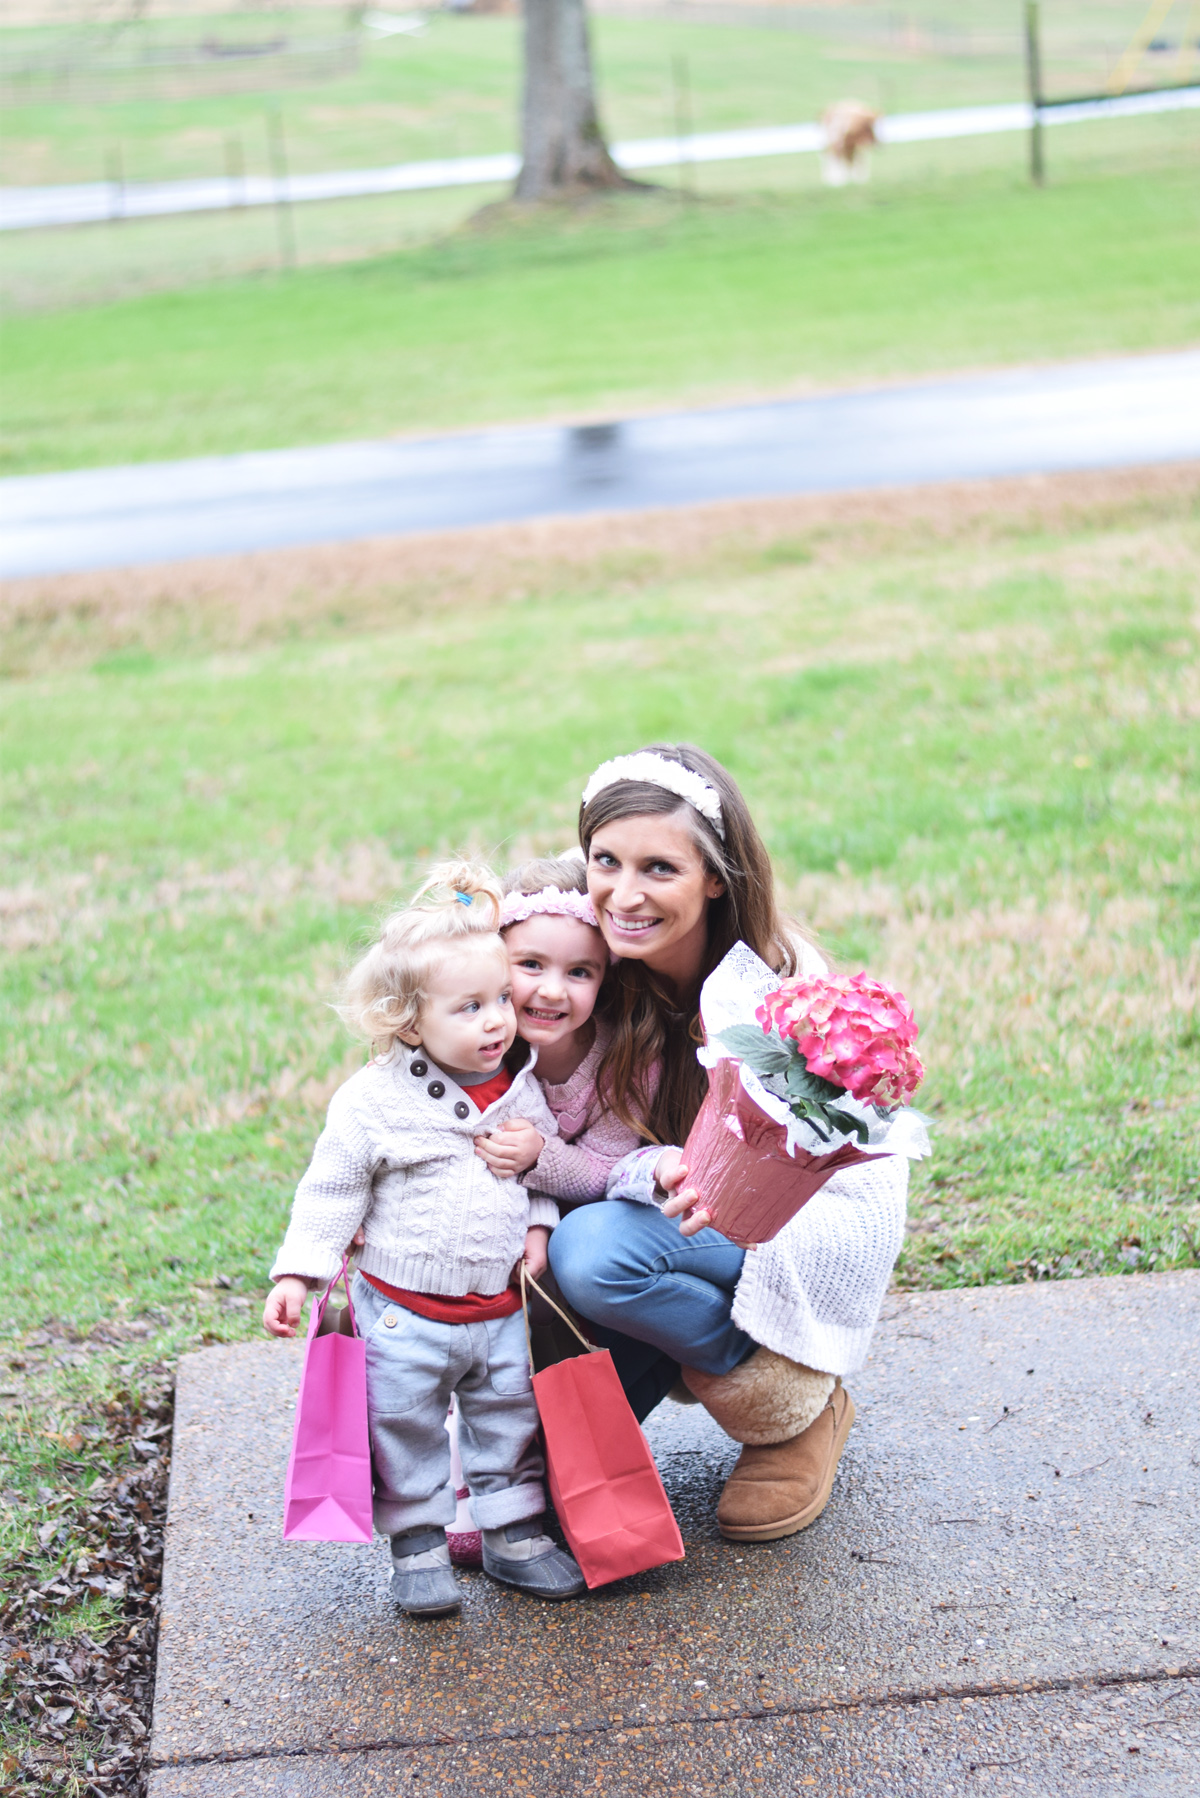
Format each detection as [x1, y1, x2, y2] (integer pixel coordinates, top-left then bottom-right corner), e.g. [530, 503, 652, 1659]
[394, 1041, 538, 1122]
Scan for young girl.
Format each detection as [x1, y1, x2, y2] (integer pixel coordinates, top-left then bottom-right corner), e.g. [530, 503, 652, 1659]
[438, 856, 647, 1570]
[262, 862, 585, 1617]
[473, 855, 645, 1204]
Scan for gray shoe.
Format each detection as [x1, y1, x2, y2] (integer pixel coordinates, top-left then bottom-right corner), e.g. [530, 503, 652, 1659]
[390, 1527, 461, 1617]
[481, 1518, 586, 1600]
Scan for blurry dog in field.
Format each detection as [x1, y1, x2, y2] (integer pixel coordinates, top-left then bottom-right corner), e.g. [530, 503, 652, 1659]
[821, 100, 879, 186]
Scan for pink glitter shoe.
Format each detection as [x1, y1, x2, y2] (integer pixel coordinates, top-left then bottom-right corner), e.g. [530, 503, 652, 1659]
[444, 1400, 482, 1566]
[446, 1485, 482, 1568]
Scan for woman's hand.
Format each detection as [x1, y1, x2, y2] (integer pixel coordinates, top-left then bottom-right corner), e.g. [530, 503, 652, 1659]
[475, 1119, 545, 1179]
[512, 1224, 551, 1286]
[263, 1276, 309, 1338]
[656, 1151, 712, 1238]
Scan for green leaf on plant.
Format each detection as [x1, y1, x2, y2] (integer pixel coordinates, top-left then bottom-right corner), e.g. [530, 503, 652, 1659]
[785, 1061, 845, 1103]
[716, 1025, 791, 1076]
[715, 1025, 867, 1143]
[788, 1097, 831, 1141]
[825, 1108, 871, 1144]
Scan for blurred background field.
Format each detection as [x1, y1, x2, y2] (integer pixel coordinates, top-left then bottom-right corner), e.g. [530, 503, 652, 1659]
[3, 0, 1200, 468]
[5, 0, 1196, 187]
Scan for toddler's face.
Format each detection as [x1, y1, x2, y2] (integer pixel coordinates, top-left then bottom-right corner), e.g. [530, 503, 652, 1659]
[411, 940, 516, 1076]
[504, 914, 606, 1050]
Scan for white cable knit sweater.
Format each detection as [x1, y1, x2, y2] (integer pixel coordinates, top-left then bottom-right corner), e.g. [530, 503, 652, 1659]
[271, 1046, 560, 1296]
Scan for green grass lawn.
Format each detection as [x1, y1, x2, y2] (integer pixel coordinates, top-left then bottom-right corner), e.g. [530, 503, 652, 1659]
[5, 146, 1200, 473]
[3, 476, 1199, 1560]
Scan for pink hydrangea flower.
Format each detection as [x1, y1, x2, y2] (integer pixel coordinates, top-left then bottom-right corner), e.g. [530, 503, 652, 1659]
[756, 972, 924, 1110]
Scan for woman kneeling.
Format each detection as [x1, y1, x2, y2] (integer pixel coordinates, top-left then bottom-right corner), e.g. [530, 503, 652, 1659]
[549, 745, 908, 1542]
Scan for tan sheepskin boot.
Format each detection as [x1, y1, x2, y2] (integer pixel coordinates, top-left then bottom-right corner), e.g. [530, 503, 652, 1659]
[681, 1349, 855, 1542]
[681, 1347, 835, 1446]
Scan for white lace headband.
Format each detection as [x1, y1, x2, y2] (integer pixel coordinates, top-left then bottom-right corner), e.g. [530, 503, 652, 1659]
[581, 752, 726, 840]
[499, 886, 600, 930]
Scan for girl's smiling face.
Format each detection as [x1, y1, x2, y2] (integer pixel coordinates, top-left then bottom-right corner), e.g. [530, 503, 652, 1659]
[504, 914, 607, 1048]
[586, 811, 724, 987]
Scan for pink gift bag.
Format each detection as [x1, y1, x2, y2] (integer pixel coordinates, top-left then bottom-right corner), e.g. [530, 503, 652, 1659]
[282, 1258, 373, 1544]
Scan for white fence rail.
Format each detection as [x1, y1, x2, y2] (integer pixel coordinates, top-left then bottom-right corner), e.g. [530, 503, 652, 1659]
[3, 87, 1198, 233]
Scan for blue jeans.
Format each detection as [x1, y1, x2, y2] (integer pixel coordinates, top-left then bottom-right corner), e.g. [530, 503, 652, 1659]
[548, 1200, 756, 1423]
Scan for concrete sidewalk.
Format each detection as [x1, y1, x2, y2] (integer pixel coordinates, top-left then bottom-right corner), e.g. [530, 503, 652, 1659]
[147, 1273, 1200, 1796]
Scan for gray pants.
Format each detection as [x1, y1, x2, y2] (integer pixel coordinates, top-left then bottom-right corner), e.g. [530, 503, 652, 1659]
[352, 1273, 545, 1537]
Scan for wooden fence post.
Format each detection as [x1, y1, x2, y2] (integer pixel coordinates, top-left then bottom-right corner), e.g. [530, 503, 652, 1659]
[107, 142, 126, 221]
[225, 134, 246, 209]
[267, 110, 296, 268]
[672, 54, 694, 200]
[1024, 0, 1045, 186]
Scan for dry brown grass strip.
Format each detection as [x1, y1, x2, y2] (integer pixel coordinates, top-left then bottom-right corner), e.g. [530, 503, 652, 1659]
[5, 461, 1199, 676]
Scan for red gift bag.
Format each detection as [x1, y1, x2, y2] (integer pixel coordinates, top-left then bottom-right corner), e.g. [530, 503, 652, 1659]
[522, 1271, 685, 1589]
[683, 1059, 876, 1249]
[282, 1258, 373, 1544]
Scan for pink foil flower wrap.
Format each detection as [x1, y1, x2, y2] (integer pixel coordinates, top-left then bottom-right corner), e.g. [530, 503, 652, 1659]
[756, 972, 924, 1111]
[681, 1061, 874, 1248]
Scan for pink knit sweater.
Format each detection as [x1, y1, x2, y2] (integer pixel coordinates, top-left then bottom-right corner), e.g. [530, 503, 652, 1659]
[527, 1023, 644, 1208]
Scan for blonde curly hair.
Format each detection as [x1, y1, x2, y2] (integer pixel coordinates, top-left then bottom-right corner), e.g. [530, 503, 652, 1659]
[340, 860, 506, 1055]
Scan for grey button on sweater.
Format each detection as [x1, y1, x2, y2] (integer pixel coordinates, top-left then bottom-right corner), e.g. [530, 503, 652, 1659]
[270, 1045, 561, 1296]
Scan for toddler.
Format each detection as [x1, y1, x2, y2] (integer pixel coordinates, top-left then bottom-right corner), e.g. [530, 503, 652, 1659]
[263, 863, 584, 1617]
[473, 855, 644, 1203]
[440, 855, 646, 1570]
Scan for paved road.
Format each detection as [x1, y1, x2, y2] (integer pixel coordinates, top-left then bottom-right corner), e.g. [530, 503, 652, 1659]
[4, 351, 1200, 578]
[3, 86, 1197, 230]
[147, 1273, 1200, 1795]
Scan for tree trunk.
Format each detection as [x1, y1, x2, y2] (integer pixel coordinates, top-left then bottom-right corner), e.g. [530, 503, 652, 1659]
[516, 0, 629, 200]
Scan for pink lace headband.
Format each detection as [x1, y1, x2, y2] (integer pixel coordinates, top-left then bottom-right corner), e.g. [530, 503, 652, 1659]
[499, 886, 600, 931]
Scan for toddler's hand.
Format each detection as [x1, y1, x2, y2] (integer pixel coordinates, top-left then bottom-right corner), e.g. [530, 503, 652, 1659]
[657, 1153, 712, 1239]
[263, 1276, 309, 1338]
[514, 1224, 551, 1286]
[474, 1118, 545, 1178]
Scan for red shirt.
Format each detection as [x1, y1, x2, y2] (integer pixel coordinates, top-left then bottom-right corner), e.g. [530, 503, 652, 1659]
[362, 1277, 521, 1322]
[460, 1065, 514, 1112]
[363, 1064, 523, 1321]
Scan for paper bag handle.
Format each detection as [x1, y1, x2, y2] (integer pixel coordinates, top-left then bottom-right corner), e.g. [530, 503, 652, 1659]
[519, 1263, 599, 1369]
[312, 1255, 358, 1339]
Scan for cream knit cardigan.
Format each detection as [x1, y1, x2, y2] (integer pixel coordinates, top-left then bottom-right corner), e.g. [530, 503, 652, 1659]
[606, 937, 909, 1377]
[271, 1046, 560, 1297]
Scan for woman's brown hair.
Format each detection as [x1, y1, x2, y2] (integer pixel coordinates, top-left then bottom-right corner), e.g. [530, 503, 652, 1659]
[579, 743, 799, 1147]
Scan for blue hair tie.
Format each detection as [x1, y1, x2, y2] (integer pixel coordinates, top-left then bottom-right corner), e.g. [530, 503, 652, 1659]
[454, 891, 473, 906]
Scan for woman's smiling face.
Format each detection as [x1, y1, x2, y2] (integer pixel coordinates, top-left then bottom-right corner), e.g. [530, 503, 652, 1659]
[586, 811, 724, 987]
